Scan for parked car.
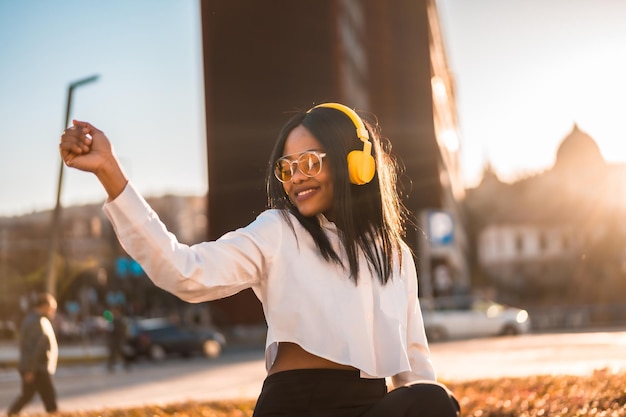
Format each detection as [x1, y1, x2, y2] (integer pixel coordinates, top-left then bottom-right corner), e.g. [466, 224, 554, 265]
[122, 318, 226, 361]
[420, 295, 531, 342]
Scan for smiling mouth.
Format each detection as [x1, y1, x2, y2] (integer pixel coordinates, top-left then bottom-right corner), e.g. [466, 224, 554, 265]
[295, 188, 316, 199]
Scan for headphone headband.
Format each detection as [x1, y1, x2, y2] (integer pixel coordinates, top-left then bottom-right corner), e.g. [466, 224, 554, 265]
[310, 102, 370, 142]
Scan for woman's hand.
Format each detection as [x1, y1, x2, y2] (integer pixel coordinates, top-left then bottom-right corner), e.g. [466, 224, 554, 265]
[60, 120, 111, 173]
[59, 120, 129, 200]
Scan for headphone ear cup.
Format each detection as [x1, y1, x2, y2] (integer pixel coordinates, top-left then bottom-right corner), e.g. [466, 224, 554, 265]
[347, 150, 376, 185]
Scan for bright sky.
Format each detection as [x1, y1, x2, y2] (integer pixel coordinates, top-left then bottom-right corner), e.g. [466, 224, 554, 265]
[0, 0, 205, 217]
[437, 0, 626, 186]
[2, 0, 626, 217]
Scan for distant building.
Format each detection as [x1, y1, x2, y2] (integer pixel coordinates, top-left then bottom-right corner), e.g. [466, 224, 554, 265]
[466, 125, 626, 306]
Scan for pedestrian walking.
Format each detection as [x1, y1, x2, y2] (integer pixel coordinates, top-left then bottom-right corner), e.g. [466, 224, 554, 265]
[7, 292, 59, 415]
[106, 305, 130, 372]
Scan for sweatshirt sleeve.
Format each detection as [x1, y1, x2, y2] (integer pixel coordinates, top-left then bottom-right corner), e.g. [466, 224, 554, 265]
[102, 182, 281, 303]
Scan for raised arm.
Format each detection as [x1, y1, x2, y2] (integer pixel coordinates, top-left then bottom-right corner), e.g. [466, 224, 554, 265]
[59, 120, 128, 200]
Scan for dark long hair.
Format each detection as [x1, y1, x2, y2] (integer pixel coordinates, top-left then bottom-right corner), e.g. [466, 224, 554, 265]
[266, 106, 409, 285]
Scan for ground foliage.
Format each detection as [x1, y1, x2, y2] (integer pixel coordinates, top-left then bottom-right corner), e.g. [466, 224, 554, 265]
[27, 369, 626, 417]
[449, 369, 626, 416]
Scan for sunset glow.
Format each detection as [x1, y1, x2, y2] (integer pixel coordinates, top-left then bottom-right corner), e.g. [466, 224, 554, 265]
[437, 0, 626, 187]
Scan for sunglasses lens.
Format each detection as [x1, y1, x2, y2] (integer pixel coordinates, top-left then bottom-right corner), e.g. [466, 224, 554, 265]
[274, 159, 293, 182]
[298, 152, 322, 176]
[274, 152, 324, 182]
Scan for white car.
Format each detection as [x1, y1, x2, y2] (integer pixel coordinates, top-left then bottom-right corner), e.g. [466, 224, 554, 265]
[420, 296, 531, 342]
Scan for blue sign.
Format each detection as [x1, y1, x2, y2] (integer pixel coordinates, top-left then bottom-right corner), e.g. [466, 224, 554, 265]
[427, 210, 454, 246]
[115, 257, 144, 278]
[106, 290, 126, 306]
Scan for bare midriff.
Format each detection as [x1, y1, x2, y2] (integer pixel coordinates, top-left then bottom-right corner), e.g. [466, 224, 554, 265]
[268, 342, 358, 375]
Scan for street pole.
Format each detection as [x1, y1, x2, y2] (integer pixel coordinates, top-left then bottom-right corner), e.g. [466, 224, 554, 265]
[45, 75, 100, 298]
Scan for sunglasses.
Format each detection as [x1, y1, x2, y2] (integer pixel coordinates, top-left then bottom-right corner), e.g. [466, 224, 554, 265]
[274, 150, 327, 183]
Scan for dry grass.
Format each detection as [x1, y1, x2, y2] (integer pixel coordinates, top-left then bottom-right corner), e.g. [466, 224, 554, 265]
[29, 369, 626, 417]
[448, 368, 626, 417]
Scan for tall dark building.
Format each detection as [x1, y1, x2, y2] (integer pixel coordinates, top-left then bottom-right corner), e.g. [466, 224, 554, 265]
[200, 0, 468, 326]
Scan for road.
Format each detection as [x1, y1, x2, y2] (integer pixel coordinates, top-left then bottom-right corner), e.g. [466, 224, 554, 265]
[1, 329, 625, 414]
[0, 346, 267, 414]
[429, 328, 626, 381]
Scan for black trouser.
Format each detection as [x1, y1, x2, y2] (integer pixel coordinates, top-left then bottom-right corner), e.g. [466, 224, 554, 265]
[107, 340, 131, 371]
[7, 370, 57, 415]
[253, 369, 460, 417]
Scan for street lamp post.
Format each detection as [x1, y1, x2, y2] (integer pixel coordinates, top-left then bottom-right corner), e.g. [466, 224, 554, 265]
[45, 75, 100, 297]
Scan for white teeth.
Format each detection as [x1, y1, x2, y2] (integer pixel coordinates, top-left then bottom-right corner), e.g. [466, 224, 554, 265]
[296, 189, 314, 197]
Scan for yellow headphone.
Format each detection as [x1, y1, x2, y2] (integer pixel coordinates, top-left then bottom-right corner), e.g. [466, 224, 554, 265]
[309, 103, 376, 185]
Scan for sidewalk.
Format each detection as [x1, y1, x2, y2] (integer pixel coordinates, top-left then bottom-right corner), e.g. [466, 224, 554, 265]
[0, 340, 107, 369]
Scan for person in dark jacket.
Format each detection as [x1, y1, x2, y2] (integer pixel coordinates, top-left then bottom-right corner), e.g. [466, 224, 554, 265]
[7, 292, 59, 415]
[106, 305, 130, 372]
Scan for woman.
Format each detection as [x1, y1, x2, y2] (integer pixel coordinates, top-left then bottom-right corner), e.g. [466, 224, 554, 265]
[60, 103, 459, 416]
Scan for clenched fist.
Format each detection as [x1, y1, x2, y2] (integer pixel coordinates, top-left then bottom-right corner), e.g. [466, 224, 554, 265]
[59, 120, 128, 200]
